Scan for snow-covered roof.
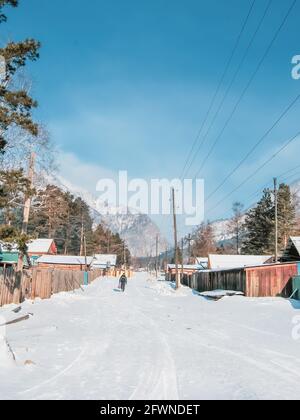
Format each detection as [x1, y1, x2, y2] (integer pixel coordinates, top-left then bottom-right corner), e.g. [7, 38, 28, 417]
[36, 255, 94, 266]
[0, 242, 18, 252]
[208, 254, 272, 270]
[93, 254, 117, 267]
[27, 239, 55, 254]
[0, 239, 55, 254]
[168, 264, 204, 271]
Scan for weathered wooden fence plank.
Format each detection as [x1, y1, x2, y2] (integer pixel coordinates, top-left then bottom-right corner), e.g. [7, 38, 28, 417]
[0, 268, 105, 307]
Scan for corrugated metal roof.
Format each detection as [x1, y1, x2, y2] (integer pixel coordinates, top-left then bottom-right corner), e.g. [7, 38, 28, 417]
[1, 252, 19, 264]
[36, 255, 94, 266]
[208, 254, 272, 270]
[27, 239, 55, 254]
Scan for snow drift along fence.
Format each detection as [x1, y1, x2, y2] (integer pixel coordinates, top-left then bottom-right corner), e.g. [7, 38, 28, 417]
[0, 268, 103, 307]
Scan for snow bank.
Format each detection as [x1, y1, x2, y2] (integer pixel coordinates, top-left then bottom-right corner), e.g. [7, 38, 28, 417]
[200, 290, 245, 300]
[146, 279, 191, 297]
[0, 319, 14, 369]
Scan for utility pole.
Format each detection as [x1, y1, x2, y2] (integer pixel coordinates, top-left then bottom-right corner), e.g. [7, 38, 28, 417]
[123, 242, 127, 272]
[274, 177, 278, 263]
[83, 233, 89, 286]
[181, 238, 184, 280]
[171, 188, 180, 290]
[107, 235, 110, 254]
[80, 213, 84, 257]
[187, 234, 192, 264]
[165, 246, 169, 271]
[155, 234, 159, 278]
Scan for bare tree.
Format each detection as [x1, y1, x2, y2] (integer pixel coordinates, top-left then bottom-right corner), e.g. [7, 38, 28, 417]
[227, 202, 245, 254]
[192, 222, 216, 258]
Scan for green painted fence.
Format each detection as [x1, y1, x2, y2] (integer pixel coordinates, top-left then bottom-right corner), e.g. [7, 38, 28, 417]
[292, 276, 300, 301]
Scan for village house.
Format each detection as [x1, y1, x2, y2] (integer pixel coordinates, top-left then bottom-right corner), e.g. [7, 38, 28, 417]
[182, 261, 300, 299]
[0, 238, 57, 267]
[27, 239, 57, 262]
[92, 254, 117, 270]
[36, 255, 94, 271]
[208, 254, 273, 270]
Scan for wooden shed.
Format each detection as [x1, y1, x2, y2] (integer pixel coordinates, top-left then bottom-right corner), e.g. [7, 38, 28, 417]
[182, 262, 299, 298]
[166, 264, 205, 281]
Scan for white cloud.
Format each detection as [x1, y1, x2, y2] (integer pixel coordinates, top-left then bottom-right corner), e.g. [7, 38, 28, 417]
[56, 150, 117, 194]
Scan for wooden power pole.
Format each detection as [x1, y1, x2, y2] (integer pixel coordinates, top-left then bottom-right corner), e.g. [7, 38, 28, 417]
[274, 177, 278, 263]
[155, 234, 159, 278]
[181, 238, 184, 279]
[187, 234, 192, 264]
[80, 214, 84, 257]
[171, 188, 180, 290]
[123, 243, 127, 272]
[83, 233, 89, 285]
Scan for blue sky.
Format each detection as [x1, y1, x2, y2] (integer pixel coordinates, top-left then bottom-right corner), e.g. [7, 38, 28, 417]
[2, 0, 300, 238]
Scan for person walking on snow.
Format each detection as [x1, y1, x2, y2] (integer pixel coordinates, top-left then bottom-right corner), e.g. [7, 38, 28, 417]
[119, 273, 128, 293]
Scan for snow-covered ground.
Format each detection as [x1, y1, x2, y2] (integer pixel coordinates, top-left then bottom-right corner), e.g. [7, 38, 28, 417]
[1, 272, 300, 400]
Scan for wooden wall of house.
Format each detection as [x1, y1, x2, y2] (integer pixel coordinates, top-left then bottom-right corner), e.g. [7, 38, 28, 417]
[245, 264, 298, 298]
[179, 263, 298, 298]
[37, 263, 88, 271]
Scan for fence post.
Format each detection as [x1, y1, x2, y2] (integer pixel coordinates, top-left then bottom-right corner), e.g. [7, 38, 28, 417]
[84, 271, 89, 286]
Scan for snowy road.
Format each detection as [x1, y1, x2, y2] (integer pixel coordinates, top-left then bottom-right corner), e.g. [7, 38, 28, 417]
[1, 272, 300, 400]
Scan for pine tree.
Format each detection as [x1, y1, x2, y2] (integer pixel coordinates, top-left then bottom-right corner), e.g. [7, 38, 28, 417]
[91, 224, 131, 267]
[277, 183, 296, 250]
[242, 184, 296, 255]
[0, 0, 40, 153]
[0, 169, 32, 225]
[28, 186, 70, 252]
[242, 189, 274, 254]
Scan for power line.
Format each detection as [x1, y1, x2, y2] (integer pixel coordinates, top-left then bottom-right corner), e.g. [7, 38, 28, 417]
[180, 0, 257, 179]
[206, 130, 300, 215]
[206, 92, 300, 201]
[212, 166, 300, 220]
[193, 0, 297, 180]
[184, 0, 272, 178]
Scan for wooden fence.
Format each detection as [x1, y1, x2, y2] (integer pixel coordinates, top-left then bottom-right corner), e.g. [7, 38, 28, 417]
[0, 267, 103, 307]
[170, 263, 298, 298]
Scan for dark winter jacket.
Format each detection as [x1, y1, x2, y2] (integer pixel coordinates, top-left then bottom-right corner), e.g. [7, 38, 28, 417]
[119, 274, 128, 285]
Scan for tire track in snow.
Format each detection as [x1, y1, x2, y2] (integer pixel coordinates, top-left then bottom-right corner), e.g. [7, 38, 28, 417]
[129, 279, 179, 400]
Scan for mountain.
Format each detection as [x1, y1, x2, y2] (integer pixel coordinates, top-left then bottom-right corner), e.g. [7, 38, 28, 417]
[48, 175, 169, 258]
